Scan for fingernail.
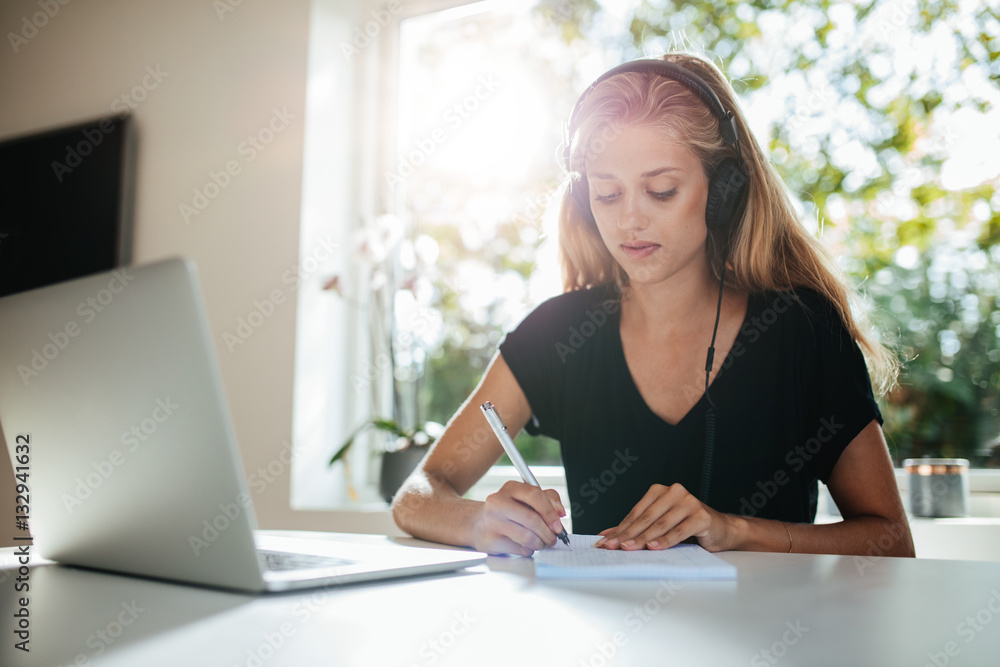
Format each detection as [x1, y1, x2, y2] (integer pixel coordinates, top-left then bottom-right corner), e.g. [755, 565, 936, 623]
[550, 520, 563, 533]
[622, 539, 635, 548]
[605, 537, 619, 548]
[648, 540, 659, 549]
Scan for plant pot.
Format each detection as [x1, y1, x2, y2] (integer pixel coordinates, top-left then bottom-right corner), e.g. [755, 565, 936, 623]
[379, 443, 429, 503]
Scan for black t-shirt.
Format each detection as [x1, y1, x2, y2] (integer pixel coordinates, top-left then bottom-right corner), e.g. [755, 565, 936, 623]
[498, 283, 882, 534]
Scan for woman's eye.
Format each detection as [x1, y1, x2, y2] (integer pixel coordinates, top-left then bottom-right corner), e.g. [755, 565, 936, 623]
[650, 188, 678, 200]
[594, 192, 619, 203]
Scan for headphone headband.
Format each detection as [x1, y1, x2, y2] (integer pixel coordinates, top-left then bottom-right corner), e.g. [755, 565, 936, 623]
[563, 59, 741, 172]
[562, 57, 749, 231]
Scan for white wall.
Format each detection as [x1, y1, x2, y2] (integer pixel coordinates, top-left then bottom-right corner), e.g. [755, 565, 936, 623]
[0, 0, 401, 544]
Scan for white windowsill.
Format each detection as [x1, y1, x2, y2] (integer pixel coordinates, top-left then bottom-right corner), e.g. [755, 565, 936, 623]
[312, 466, 1000, 528]
[320, 466, 1000, 514]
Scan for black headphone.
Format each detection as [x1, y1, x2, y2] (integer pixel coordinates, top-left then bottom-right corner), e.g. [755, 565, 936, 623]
[563, 59, 749, 232]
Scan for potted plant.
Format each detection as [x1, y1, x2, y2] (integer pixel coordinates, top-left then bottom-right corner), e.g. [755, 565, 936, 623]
[323, 214, 442, 503]
[328, 418, 442, 503]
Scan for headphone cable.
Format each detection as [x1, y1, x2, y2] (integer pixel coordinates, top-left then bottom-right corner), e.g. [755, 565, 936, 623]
[699, 256, 728, 503]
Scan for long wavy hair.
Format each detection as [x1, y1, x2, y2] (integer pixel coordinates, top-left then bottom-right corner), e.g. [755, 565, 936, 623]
[559, 52, 899, 396]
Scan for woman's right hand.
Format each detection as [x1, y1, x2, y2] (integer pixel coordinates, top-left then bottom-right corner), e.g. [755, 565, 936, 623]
[392, 353, 558, 553]
[471, 481, 567, 556]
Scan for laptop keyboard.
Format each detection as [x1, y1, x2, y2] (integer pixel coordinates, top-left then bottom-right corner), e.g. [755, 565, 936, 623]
[257, 549, 354, 572]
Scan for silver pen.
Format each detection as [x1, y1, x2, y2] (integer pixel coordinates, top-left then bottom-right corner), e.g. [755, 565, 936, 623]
[480, 401, 571, 548]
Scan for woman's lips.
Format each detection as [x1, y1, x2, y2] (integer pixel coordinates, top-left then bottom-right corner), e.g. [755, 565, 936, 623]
[621, 242, 660, 260]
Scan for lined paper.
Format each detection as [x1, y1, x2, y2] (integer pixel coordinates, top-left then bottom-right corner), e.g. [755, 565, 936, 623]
[534, 534, 737, 580]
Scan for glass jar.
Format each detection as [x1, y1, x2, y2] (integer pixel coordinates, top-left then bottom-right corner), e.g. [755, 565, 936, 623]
[903, 458, 970, 518]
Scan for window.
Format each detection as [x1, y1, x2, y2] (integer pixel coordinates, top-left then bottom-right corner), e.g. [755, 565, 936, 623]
[386, 0, 606, 466]
[296, 0, 1000, 511]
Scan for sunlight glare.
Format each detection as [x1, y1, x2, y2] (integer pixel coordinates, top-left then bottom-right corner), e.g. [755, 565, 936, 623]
[429, 69, 551, 187]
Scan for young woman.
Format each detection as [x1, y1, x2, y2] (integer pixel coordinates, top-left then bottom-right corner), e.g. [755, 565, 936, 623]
[392, 52, 915, 558]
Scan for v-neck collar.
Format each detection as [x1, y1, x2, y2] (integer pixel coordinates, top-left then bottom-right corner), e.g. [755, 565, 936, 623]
[611, 291, 759, 429]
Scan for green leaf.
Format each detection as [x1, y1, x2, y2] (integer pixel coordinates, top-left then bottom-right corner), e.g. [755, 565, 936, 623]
[328, 417, 414, 466]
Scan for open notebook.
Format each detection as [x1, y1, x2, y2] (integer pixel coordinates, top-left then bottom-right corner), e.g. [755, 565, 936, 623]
[534, 535, 737, 580]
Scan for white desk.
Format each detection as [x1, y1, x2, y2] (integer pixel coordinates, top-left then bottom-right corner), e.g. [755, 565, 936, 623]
[2, 530, 998, 666]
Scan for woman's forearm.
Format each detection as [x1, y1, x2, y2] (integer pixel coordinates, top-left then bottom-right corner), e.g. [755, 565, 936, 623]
[392, 469, 484, 548]
[728, 514, 915, 557]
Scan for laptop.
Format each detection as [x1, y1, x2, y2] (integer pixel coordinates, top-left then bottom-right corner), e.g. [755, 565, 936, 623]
[0, 257, 486, 593]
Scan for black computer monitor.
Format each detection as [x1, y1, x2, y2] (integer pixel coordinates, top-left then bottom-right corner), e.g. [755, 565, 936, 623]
[0, 114, 135, 298]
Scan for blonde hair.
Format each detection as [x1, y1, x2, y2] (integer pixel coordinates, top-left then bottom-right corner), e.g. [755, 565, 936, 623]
[559, 52, 899, 396]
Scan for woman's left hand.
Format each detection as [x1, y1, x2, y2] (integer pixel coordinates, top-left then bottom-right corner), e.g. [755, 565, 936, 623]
[595, 483, 738, 552]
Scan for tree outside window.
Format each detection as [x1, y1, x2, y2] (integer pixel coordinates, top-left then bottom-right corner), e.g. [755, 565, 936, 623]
[382, 0, 1000, 469]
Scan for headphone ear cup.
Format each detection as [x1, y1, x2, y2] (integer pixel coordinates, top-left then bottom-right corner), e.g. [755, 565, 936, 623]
[570, 174, 595, 224]
[705, 158, 748, 230]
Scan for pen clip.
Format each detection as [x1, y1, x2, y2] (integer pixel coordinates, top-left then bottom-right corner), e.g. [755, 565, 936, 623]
[480, 401, 507, 431]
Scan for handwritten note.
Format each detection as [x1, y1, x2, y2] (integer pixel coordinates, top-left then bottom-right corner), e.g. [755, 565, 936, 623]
[534, 535, 737, 580]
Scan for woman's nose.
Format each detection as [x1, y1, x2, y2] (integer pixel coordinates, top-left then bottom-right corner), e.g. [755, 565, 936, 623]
[617, 191, 648, 232]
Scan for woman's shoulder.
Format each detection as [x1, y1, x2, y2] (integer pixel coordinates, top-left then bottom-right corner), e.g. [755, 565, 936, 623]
[503, 282, 621, 346]
[749, 286, 841, 324]
[747, 286, 854, 350]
